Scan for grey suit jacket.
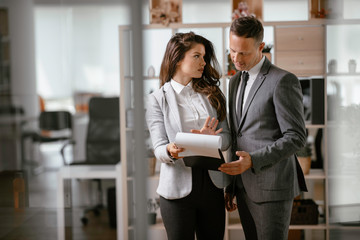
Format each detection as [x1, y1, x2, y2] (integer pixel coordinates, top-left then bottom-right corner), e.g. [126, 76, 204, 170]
[228, 57, 307, 203]
[146, 81, 232, 200]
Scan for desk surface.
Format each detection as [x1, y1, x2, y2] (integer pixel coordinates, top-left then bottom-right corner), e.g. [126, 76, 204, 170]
[57, 163, 124, 240]
[58, 164, 121, 179]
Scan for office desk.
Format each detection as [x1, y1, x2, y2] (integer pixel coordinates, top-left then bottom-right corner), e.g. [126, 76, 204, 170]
[57, 164, 124, 240]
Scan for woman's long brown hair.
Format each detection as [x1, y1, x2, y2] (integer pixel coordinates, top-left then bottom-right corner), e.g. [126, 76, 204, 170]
[159, 32, 226, 121]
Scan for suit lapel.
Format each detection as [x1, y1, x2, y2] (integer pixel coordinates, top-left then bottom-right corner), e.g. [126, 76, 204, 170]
[237, 58, 271, 133]
[163, 82, 183, 132]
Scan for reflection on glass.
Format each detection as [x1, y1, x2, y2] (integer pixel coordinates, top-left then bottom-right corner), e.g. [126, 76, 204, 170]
[144, 78, 159, 97]
[327, 76, 360, 224]
[263, 0, 308, 22]
[143, 29, 172, 77]
[327, 25, 360, 74]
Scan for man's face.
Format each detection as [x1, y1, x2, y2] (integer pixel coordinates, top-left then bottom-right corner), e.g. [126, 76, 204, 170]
[229, 32, 264, 71]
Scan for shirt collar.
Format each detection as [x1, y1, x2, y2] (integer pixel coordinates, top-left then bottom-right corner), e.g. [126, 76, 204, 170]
[248, 56, 265, 77]
[171, 79, 192, 94]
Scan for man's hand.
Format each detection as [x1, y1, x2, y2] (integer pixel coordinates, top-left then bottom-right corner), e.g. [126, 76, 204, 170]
[218, 151, 252, 175]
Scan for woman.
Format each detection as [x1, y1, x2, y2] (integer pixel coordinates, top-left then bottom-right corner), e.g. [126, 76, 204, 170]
[146, 32, 231, 240]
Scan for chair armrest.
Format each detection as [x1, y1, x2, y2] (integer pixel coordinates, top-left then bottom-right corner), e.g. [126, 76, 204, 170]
[61, 140, 76, 165]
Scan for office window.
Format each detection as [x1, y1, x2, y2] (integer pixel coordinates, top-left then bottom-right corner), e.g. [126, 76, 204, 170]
[34, 4, 130, 104]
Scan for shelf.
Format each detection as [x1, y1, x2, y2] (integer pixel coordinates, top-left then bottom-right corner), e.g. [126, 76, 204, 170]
[305, 124, 326, 129]
[289, 224, 327, 230]
[118, 19, 332, 31]
[327, 72, 360, 77]
[305, 169, 326, 180]
[148, 174, 160, 180]
[329, 224, 360, 230]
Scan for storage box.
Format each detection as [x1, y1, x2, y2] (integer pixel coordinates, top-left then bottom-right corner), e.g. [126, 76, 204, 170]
[291, 199, 319, 225]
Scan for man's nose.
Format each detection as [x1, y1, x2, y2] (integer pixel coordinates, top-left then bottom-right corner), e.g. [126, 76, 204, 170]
[233, 53, 241, 62]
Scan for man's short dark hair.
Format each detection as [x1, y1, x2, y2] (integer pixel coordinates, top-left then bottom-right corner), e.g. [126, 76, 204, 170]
[230, 16, 264, 45]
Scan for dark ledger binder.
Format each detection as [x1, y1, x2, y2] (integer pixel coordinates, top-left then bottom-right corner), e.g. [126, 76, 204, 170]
[183, 149, 225, 171]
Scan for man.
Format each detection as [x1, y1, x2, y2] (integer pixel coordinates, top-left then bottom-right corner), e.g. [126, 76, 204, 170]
[218, 16, 308, 240]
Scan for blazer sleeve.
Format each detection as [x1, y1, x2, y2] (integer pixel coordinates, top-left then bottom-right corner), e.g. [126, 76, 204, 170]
[250, 72, 307, 174]
[217, 117, 231, 152]
[145, 93, 175, 164]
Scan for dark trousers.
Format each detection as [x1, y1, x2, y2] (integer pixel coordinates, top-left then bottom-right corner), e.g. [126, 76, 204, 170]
[236, 187, 293, 240]
[160, 167, 225, 240]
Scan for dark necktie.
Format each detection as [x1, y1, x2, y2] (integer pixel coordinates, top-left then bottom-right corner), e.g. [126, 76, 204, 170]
[236, 71, 249, 125]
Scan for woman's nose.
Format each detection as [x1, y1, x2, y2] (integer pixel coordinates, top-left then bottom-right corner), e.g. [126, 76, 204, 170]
[201, 58, 206, 66]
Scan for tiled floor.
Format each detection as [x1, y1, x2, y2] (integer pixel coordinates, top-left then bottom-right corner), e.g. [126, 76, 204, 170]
[0, 144, 117, 240]
[0, 206, 116, 240]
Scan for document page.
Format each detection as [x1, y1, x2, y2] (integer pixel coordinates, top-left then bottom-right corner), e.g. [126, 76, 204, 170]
[175, 132, 222, 159]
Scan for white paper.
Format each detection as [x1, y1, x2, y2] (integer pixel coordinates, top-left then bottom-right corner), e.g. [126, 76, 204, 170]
[175, 132, 222, 158]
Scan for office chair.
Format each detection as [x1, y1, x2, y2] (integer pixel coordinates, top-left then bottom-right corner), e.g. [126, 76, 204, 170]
[22, 111, 72, 175]
[61, 97, 120, 225]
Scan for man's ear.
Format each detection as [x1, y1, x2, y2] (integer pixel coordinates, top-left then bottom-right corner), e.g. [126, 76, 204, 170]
[258, 42, 265, 52]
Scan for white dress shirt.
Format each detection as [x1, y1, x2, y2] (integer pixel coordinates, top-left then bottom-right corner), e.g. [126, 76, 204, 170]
[170, 80, 208, 133]
[236, 56, 266, 114]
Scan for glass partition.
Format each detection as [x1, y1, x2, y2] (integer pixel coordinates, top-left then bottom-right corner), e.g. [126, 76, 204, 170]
[327, 24, 360, 227]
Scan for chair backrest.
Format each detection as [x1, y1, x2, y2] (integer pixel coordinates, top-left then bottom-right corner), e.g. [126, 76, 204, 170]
[39, 111, 72, 131]
[86, 97, 120, 164]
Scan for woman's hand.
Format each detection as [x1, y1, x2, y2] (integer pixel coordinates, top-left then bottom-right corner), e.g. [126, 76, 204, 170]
[224, 192, 237, 212]
[167, 142, 184, 159]
[191, 116, 223, 135]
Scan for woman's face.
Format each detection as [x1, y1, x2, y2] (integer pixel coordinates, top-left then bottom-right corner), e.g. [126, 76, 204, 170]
[174, 43, 206, 84]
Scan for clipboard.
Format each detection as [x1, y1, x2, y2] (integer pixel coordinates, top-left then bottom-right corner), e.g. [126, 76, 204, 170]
[183, 149, 225, 171]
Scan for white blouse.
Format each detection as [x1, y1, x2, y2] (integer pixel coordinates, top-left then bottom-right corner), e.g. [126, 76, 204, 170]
[170, 80, 208, 133]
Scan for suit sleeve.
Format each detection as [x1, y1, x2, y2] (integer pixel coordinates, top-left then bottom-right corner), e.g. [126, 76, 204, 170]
[250, 73, 307, 174]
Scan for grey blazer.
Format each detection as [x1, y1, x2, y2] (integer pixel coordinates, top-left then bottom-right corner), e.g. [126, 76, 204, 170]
[146, 82, 231, 200]
[228, 57, 307, 203]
